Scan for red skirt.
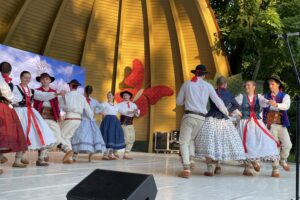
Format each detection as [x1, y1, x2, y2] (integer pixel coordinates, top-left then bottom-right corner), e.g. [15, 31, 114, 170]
[0, 102, 28, 153]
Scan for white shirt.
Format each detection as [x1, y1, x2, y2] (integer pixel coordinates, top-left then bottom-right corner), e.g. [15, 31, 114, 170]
[269, 94, 291, 111]
[117, 101, 140, 117]
[61, 90, 93, 119]
[101, 102, 119, 116]
[0, 75, 14, 102]
[176, 78, 228, 115]
[12, 85, 56, 105]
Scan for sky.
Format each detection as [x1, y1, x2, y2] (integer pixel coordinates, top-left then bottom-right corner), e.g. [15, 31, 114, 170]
[0, 44, 86, 93]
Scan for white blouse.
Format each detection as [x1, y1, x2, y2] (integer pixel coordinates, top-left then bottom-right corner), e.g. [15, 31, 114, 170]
[12, 85, 56, 105]
[0, 75, 14, 102]
[101, 102, 119, 116]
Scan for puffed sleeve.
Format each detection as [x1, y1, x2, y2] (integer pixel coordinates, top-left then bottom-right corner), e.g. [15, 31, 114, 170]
[0, 76, 14, 102]
[133, 103, 140, 117]
[258, 94, 269, 108]
[12, 85, 24, 104]
[33, 89, 56, 101]
[235, 94, 243, 106]
[277, 94, 291, 110]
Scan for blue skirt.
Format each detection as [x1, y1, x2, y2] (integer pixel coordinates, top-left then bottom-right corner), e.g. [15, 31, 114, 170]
[100, 115, 125, 150]
[71, 119, 107, 153]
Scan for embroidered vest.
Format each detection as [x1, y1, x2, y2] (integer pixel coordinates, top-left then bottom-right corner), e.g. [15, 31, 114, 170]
[33, 87, 60, 121]
[263, 92, 290, 128]
[16, 85, 34, 106]
[241, 95, 261, 119]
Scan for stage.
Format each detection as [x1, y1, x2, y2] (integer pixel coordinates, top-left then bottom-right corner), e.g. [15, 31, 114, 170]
[0, 152, 295, 200]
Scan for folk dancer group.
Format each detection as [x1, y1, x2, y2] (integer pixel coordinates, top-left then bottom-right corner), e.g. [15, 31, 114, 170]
[177, 64, 292, 178]
[0, 61, 140, 174]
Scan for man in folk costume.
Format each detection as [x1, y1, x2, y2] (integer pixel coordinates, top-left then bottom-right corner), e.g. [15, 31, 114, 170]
[176, 64, 229, 178]
[118, 91, 140, 160]
[263, 75, 292, 172]
[61, 79, 94, 162]
[0, 62, 28, 173]
[33, 73, 73, 164]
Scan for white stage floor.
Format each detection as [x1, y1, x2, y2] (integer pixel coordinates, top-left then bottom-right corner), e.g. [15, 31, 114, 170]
[0, 152, 296, 200]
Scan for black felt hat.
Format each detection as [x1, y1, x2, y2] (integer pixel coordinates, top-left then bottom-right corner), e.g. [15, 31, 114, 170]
[36, 73, 55, 83]
[120, 90, 133, 98]
[190, 64, 210, 76]
[67, 79, 82, 86]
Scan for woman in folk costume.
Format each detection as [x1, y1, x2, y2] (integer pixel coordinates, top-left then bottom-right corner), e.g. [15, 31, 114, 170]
[0, 62, 28, 173]
[236, 80, 280, 177]
[195, 76, 245, 176]
[12, 71, 64, 167]
[100, 92, 125, 160]
[71, 85, 106, 162]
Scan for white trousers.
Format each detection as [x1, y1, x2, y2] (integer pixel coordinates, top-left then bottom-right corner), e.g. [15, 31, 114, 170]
[179, 114, 205, 167]
[122, 125, 135, 152]
[270, 124, 292, 160]
[61, 112, 81, 150]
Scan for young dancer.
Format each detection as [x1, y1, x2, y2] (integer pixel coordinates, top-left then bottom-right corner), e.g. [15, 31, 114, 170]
[71, 85, 106, 162]
[195, 76, 245, 176]
[236, 81, 280, 177]
[263, 75, 292, 172]
[61, 80, 94, 162]
[0, 62, 28, 173]
[118, 91, 140, 160]
[100, 92, 125, 160]
[33, 73, 73, 164]
[176, 65, 228, 178]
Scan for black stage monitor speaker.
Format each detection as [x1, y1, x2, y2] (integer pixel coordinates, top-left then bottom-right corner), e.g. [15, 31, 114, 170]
[67, 169, 157, 200]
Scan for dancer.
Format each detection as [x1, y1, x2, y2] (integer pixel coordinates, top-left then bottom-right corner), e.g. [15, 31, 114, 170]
[33, 73, 73, 164]
[0, 62, 28, 173]
[71, 85, 106, 162]
[12, 71, 63, 166]
[236, 80, 280, 177]
[118, 90, 140, 160]
[176, 64, 229, 178]
[263, 75, 292, 172]
[61, 79, 93, 162]
[100, 92, 125, 160]
[195, 76, 245, 176]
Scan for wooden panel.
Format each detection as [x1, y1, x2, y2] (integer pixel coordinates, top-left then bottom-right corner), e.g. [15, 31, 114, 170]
[43, 0, 94, 65]
[147, 0, 183, 151]
[115, 0, 149, 141]
[0, 0, 25, 42]
[173, 0, 216, 79]
[3, 0, 62, 54]
[80, 0, 120, 101]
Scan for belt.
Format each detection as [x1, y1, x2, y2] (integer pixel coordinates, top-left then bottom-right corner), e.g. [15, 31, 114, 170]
[185, 110, 206, 117]
[65, 118, 81, 121]
[120, 115, 134, 125]
[41, 107, 55, 120]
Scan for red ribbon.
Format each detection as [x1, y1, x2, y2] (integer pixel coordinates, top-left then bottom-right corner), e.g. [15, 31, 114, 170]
[242, 95, 280, 153]
[2, 73, 12, 83]
[191, 70, 202, 82]
[127, 102, 130, 108]
[86, 97, 91, 106]
[20, 84, 45, 146]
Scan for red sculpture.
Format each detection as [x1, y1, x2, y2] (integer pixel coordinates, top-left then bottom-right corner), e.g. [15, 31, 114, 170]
[115, 59, 174, 117]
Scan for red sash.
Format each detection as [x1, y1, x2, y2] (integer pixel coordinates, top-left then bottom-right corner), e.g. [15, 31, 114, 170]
[20, 84, 45, 146]
[242, 95, 280, 153]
